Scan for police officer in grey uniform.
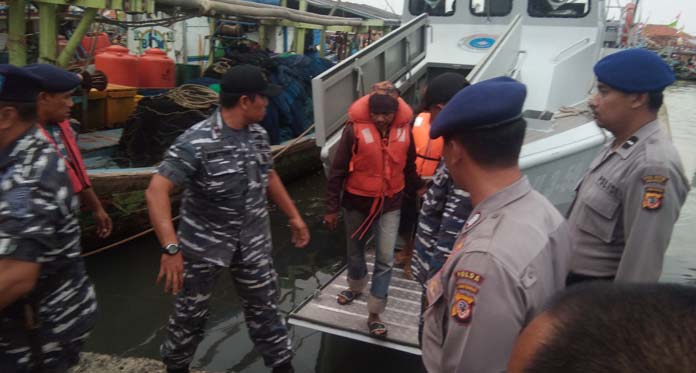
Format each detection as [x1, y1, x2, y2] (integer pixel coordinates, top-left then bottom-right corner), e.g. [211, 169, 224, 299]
[146, 64, 310, 373]
[0, 65, 97, 372]
[421, 77, 573, 373]
[566, 49, 690, 285]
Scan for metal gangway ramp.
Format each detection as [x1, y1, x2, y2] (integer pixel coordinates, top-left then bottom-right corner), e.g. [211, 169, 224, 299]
[289, 14, 429, 353]
[289, 252, 422, 355]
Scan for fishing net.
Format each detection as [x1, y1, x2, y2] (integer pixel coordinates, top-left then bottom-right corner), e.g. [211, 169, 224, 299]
[120, 49, 335, 162]
[119, 85, 219, 167]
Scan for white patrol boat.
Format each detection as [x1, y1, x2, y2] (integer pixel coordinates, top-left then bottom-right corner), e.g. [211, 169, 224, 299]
[290, 0, 611, 354]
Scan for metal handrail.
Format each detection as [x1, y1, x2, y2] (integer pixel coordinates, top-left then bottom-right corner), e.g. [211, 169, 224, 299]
[467, 14, 522, 84]
[552, 38, 591, 62]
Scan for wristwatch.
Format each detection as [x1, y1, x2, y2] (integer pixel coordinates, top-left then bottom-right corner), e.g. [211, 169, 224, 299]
[162, 243, 180, 256]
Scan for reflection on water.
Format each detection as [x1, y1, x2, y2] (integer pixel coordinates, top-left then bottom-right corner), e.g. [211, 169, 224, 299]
[84, 82, 696, 372]
[660, 81, 696, 286]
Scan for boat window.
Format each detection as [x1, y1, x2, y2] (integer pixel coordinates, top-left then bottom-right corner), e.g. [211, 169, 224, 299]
[528, 0, 590, 18]
[409, 0, 456, 17]
[470, 0, 513, 17]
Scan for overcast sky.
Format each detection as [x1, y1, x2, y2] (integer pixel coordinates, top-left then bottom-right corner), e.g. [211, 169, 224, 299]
[352, 0, 696, 34]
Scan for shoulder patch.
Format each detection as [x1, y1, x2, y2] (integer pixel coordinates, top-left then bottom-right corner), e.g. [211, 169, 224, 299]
[455, 270, 484, 284]
[456, 283, 479, 294]
[642, 175, 668, 185]
[642, 187, 664, 210]
[451, 292, 475, 324]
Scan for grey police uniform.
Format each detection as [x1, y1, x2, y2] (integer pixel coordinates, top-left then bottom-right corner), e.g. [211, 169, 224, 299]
[157, 110, 292, 369]
[421, 177, 572, 373]
[413, 162, 472, 286]
[568, 120, 689, 282]
[0, 129, 97, 372]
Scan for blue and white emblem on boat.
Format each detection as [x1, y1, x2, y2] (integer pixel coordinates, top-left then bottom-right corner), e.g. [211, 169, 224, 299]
[458, 34, 497, 52]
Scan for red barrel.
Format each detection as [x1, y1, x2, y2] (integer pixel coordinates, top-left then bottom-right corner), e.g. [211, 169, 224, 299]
[81, 33, 111, 55]
[95, 46, 139, 87]
[138, 48, 175, 88]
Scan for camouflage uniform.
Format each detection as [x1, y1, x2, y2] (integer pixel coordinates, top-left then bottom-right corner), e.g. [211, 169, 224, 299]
[413, 163, 473, 286]
[157, 111, 292, 369]
[0, 128, 97, 373]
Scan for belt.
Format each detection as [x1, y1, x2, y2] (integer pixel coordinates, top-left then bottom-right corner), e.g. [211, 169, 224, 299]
[566, 272, 615, 287]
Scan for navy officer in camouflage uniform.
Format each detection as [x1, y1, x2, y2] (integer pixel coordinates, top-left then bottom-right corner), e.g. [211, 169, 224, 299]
[146, 64, 310, 373]
[411, 73, 472, 286]
[0, 65, 97, 372]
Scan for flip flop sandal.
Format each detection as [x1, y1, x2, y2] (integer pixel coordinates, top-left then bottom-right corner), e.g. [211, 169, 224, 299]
[337, 290, 360, 305]
[368, 321, 388, 339]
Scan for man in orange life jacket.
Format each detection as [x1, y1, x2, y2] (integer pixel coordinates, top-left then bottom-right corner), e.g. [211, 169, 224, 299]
[413, 112, 442, 178]
[23, 64, 112, 239]
[324, 92, 424, 338]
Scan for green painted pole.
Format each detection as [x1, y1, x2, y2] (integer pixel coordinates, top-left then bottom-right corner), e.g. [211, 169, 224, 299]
[258, 24, 267, 50]
[320, 0, 340, 57]
[295, 0, 307, 53]
[8, 0, 27, 66]
[208, 18, 215, 68]
[38, 3, 58, 63]
[57, 8, 98, 67]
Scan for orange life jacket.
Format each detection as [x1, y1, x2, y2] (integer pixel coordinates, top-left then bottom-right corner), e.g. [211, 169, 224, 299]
[343, 94, 414, 239]
[344, 94, 413, 198]
[412, 112, 443, 177]
[39, 120, 92, 194]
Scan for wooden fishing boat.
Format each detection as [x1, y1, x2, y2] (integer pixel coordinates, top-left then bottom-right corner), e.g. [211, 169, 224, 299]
[78, 128, 321, 254]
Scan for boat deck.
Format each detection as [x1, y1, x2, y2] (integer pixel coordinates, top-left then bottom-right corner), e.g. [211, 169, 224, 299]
[523, 103, 594, 144]
[289, 251, 422, 355]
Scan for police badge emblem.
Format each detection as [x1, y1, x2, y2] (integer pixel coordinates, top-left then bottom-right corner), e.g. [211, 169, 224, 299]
[642, 187, 664, 210]
[451, 293, 475, 324]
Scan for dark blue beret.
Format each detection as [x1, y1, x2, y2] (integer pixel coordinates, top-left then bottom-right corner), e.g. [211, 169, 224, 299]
[0, 64, 42, 102]
[430, 76, 527, 139]
[594, 49, 675, 93]
[23, 63, 81, 93]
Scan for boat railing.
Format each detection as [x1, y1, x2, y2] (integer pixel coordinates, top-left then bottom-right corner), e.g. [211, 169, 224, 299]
[466, 14, 523, 84]
[508, 50, 528, 80]
[311, 13, 429, 146]
[551, 37, 591, 63]
[546, 39, 600, 111]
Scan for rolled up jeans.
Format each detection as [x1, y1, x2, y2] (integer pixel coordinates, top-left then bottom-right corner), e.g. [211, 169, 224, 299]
[343, 208, 400, 314]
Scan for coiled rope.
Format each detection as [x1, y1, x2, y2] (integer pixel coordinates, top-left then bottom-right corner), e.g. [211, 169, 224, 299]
[165, 84, 219, 110]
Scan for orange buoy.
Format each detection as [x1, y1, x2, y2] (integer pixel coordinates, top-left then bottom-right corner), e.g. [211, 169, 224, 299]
[95, 45, 139, 87]
[138, 48, 175, 88]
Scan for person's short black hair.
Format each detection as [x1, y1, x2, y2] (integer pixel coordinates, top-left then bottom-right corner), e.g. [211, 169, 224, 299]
[0, 101, 37, 122]
[647, 90, 663, 112]
[369, 93, 398, 114]
[446, 118, 526, 168]
[220, 92, 259, 109]
[525, 283, 696, 373]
